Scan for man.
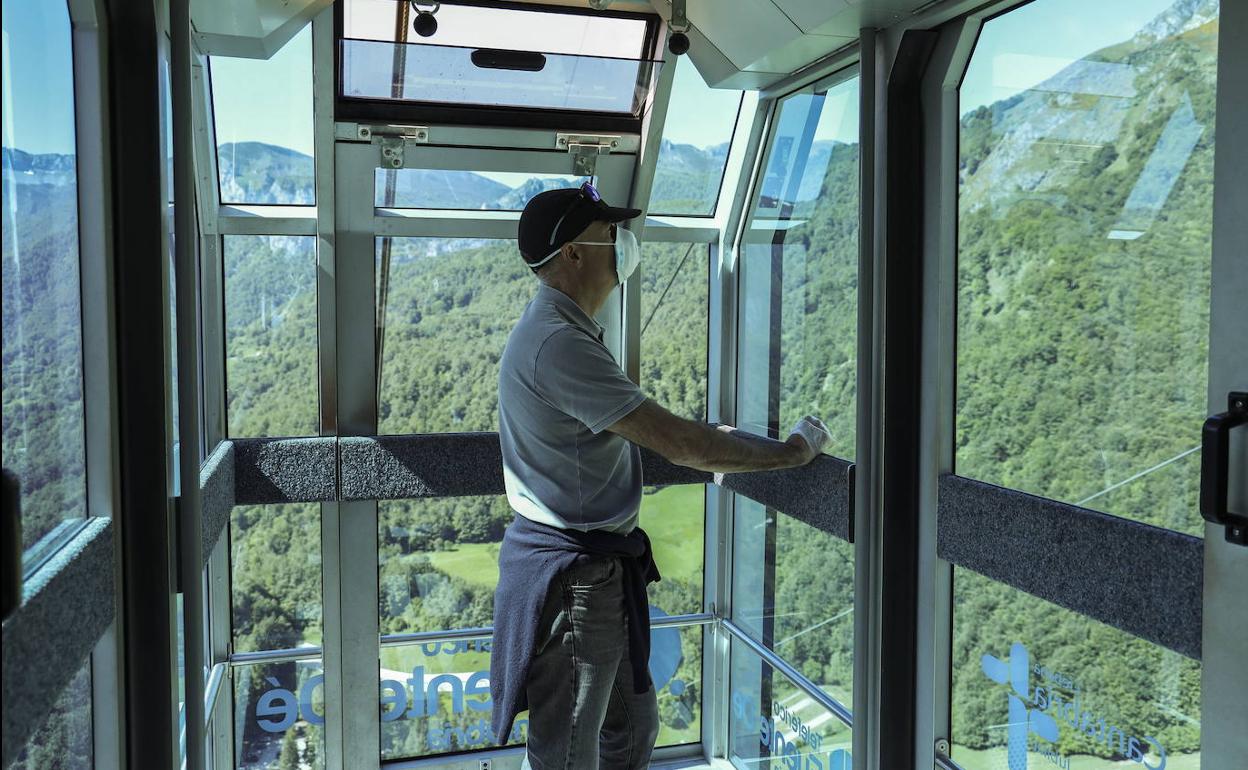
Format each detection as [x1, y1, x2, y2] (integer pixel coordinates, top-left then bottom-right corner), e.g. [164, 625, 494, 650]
[490, 182, 829, 769]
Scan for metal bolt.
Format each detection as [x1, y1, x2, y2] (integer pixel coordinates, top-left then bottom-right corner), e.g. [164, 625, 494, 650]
[358, 126, 371, 139]
[611, 139, 618, 148]
[558, 137, 567, 145]
[935, 738, 951, 756]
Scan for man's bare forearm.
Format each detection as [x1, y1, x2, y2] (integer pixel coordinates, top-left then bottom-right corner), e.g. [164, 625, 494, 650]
[682, 422, 806, 473]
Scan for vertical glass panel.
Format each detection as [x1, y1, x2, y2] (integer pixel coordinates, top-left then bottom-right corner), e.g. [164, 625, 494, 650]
[223, 235, 319, 438]
[210, 27, 314, 205]
[379, 639, 513, 760]
[649, 57, 743, 216]
[230, 503, 323, 653]
[641, 242, 708, 421]
[639, 240, 709, 617]
[2, 0, 88, 570]
[728, 638, 853, 769]
[375, 237, 531, 434]
[234, 660, 326, 769]
[951, 567, 1200, 769]
[955, 0, 1218, 535]
[374, 169, 588, 210]
[732, 498, 854, 708]
[379, 496, 509, 634]
[10, 660, 93, 769]
[738, 75, 860, 460]
[378, 625, 702, 760]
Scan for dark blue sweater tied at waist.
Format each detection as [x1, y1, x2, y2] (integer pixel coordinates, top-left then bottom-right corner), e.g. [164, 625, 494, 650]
[489, 512, 662, 746]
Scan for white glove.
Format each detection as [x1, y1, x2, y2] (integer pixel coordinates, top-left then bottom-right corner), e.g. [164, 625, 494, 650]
[789, 415, 831, 456]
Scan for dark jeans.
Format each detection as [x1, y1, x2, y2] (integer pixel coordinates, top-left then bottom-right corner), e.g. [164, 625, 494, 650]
[520, 555, 660, 770]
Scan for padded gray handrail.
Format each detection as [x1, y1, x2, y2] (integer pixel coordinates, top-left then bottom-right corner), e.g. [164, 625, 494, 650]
[200, 441, 234, 561]
[937, 474, 1203, 659]
[719, 455, 854, 542]
[233, 437, 337, 505]
[338, 433, 712, 500]
[198, 434, 848, 565]
[1, 518, 114, 767]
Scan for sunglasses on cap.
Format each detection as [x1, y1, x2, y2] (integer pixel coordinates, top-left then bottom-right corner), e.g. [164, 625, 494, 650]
[546, 181, 601, 246]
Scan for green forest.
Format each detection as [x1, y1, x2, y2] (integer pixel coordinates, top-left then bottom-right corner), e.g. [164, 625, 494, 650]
[0, 0, 1220, 767]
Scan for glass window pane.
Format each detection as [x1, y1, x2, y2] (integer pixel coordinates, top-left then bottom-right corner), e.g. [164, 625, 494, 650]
[738, 76, 860, 461]
[231, 503, 323, 653]
[379, 496, 509, 635]
[376, 237, 531, 434]
[951, 567, 1200, 768]
[234, 660, 326, 769]
[955, 0, 1218, 535]
[374, 169, 588, 210]
[729, 637, 853, 769]
[732, 498, 854, 708]
[2, 0, 89, 571]
[10, 659, 93, 769]
[343, 39, 660, 115]
[639, 240, 708, 617]
[378, 626, 702, 760]
[648, 58, 742, 216]
[223, 235, 319, 438]
[641, 242, 708, 421]
[210, 27, 314, 205]
[344, 1, 648, 58]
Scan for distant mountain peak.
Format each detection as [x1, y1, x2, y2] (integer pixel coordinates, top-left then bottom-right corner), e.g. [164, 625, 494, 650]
[1134, 0, 1218, 43]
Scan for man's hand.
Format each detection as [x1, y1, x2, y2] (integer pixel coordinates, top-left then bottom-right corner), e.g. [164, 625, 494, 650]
[608, 400, 833, 474]
[786, 415, 831, 464]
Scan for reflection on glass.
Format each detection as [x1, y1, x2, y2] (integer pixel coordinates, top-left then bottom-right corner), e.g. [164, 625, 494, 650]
[738, 76, 859, 461]
[9, 660, 92, 769]
[374, 169, 587, 210]
[210, 27, 314, 205]
[231, 503, 323, 653]
[649, 57, 743, 216]
[234, 660, 326, 769]
[729, 637, 852, 769]
[951, 567, 1199, 769]
[223, 235, 318, 438]
[375, 237, 532, 434]
[2, 0, 88, 570]
[732, 498, 854, 708]
[955, 0, 1218, 535]
[342, 39, 658, 114]
[378, 626, 701, 760]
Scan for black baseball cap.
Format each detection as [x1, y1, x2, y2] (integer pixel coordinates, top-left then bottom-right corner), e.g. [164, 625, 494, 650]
[518, 183, 641, 268]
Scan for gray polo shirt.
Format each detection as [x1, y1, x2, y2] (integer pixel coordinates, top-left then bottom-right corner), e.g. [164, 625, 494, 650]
[498, 283, 646, 533]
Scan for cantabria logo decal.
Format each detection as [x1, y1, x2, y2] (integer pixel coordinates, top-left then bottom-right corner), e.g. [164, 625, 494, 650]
[981, 642, 1059, 770]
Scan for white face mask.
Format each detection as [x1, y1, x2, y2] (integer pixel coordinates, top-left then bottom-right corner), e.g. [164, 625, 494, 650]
[611, 226, 641, 285]
[532, 225, 641, 285]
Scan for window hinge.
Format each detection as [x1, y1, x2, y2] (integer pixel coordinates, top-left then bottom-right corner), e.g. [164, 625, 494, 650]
[556, 133, 621, 176]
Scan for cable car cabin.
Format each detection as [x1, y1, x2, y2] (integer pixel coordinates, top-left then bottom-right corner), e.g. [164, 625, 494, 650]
[2, 1, 1245, 769]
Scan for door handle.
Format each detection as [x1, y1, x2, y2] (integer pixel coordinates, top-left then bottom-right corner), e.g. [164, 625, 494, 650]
[1200, 391, 1248, 545]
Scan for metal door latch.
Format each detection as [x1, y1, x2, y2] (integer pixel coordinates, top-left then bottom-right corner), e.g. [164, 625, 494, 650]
[556, 133, 621, 176]
[372, 126, 430, 169]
